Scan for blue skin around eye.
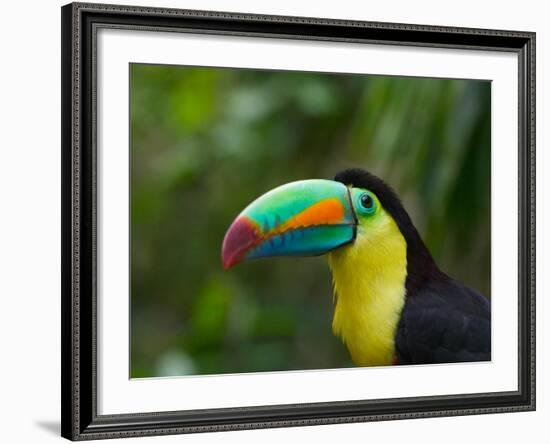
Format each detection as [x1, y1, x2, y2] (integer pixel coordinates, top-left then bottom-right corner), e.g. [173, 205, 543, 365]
[351, 189, 376, 216]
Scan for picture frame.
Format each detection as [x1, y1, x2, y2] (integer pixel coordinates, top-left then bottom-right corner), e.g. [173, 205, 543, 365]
[61, 2, 536, 440]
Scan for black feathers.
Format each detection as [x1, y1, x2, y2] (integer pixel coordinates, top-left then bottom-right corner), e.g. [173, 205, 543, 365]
[334, 168, 491, 364]
[395, 276, 491, 363]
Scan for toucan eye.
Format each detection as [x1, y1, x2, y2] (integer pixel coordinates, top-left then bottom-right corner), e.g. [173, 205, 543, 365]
[359, 193, 375, 214]
[360, 193, 374, 211]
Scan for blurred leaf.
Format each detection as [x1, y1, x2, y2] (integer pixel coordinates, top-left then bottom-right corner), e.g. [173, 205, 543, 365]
[190, 276, 234, 347]
[155, 350, 197, 376]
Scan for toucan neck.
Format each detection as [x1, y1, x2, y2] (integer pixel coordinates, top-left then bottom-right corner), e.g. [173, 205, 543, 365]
[328, 216, 408, 366]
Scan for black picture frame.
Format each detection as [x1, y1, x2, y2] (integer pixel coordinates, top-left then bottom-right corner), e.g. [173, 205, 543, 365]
[61, 2, 536, 440]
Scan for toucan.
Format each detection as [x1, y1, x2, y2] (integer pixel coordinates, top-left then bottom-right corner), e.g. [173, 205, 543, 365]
[221, 168, 490, 366]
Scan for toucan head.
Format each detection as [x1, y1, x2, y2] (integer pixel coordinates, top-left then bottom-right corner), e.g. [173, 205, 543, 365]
[221, 168, 428, 271]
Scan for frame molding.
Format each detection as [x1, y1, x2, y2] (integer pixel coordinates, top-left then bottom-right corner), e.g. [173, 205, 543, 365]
[61, 2, 536, 440]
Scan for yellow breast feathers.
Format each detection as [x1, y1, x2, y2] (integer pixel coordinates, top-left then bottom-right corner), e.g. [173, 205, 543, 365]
[328, 210, 407, 366]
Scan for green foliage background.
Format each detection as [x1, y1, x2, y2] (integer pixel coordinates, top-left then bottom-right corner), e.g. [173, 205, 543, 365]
[130, 64, 491, 378]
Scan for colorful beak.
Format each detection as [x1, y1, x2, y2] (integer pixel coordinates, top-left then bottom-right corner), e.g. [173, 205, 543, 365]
[222, 180, 356, 269]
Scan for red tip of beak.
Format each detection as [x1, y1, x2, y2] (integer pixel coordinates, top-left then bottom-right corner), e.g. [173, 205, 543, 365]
[221, 216, 260, 269]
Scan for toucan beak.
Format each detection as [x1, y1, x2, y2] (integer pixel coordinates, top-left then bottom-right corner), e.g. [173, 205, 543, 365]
[222, 179, 357, 269]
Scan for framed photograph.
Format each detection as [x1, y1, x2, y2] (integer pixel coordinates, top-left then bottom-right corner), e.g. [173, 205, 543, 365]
[61, 2, 536, 440]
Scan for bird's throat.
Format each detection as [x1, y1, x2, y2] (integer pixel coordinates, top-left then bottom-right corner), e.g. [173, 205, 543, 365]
[328, 216, 407, 366]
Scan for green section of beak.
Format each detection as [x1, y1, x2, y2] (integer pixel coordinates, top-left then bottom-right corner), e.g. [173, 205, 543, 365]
[222, 179, 356, 269]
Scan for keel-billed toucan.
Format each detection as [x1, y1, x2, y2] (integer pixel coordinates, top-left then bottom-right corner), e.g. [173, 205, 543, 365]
[221, 169, 490, 366]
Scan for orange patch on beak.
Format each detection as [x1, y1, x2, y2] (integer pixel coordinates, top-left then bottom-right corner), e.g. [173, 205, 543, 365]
[278, 198, 345, 233]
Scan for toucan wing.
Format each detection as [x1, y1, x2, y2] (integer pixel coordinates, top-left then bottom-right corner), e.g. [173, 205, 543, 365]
[394, 276, 491, 364]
